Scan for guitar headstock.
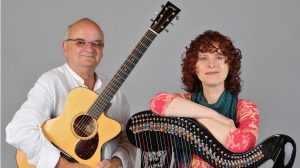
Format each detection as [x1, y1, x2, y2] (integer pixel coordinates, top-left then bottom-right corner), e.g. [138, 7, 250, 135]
[150, 1, 180, 34]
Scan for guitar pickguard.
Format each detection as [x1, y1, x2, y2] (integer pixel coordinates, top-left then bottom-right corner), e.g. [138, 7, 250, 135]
[75, 133, 99, 160]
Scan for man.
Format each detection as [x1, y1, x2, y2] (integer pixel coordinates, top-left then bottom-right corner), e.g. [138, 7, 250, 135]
[6, 18, 136, 168]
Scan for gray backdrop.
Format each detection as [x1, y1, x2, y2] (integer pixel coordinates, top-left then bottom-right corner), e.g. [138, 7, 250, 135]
[2, 0, 300, 167]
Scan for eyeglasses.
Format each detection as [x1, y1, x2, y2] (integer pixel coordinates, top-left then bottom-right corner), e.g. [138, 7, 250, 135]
[66, 39, 104, 49]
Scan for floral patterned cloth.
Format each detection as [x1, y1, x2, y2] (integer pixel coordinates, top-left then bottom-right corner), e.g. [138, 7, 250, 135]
[149, 92, 260, 168]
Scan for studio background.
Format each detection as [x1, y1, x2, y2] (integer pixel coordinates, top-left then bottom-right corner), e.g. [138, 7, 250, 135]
[2, 0, 300, 167]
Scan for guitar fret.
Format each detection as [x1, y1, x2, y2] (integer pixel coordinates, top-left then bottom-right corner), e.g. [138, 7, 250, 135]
[118, 67, 132, 78]
[123, 62, 134, 71]
[143, 33, 155, 41]
[139, 41, 148, 48]
[136, 43, 149, 53]
[133, 48, 143, 55]
[127, 54, 140, 65]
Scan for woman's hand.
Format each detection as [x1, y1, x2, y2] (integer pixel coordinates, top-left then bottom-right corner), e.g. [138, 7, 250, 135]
[196, 118, 235, 145]
[213, 113, 235, 128]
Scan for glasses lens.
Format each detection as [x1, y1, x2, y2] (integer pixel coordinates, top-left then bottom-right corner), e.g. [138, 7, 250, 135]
[92, 41, 104, 48]
[75, 40, 86, 47]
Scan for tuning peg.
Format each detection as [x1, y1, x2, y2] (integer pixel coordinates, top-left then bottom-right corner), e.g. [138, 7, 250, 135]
[164, 29, 169, 33]
[155, 11, 159, 15]
[150, 19, 154, 22]
[175, 16, 180, 20]
[170, 22, 174, 26]
[161, 5, 165, 8]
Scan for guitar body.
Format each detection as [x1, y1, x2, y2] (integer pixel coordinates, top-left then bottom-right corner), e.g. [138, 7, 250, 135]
[16, 150, 35, 168]
[17, 87, 121, 168]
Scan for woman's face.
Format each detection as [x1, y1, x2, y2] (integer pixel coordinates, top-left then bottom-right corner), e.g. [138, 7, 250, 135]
[195, 51, 229, 89]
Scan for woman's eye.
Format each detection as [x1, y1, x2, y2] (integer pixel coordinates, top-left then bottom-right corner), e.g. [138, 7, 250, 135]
[217, 56, 224, 60]
[199, 57, 206, 61]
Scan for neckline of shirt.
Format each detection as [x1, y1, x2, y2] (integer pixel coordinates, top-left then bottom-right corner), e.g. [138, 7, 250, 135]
[63, 63, 102, 91]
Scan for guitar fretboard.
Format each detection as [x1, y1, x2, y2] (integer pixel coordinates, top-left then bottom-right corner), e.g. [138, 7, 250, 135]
[88, 29, 157, 119]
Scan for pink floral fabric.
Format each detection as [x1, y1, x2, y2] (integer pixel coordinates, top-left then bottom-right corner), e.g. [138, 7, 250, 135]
[149, 92, 260, 168]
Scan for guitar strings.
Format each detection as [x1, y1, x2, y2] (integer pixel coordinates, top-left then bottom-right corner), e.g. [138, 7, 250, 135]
[80, 25, 156, 130]
[74, 30, 156, 138]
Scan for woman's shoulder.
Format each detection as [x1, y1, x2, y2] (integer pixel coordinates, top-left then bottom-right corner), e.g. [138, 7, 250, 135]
[175, 92, 192, 99]
[237, 98, 258, 109]
[151, 92, 192, 103]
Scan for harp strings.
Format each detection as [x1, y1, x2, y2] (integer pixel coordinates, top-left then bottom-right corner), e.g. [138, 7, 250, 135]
[133, 113, 196, 167]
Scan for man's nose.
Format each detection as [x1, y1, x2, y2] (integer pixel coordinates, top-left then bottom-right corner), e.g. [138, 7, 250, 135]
[84, 42, 95, 51]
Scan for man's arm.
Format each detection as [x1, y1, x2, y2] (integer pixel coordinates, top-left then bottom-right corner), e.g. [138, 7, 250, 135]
[6, 75, 60, 167]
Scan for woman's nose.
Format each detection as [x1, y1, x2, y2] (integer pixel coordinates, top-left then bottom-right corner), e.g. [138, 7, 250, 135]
[208, 59, 216, 68]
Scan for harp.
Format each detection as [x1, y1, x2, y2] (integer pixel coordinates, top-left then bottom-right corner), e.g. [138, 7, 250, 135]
[126, 110, 296, 168]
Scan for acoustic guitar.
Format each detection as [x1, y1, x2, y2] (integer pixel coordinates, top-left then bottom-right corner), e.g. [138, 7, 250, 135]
[16, 2, 180, 167]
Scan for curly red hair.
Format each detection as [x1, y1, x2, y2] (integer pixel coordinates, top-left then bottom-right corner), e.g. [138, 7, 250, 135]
[181, 30, 242, 95]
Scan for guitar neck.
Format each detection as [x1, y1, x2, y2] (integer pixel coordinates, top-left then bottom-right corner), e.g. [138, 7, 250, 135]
[89, 29, 158, 119]
[86, 1, 180, 119]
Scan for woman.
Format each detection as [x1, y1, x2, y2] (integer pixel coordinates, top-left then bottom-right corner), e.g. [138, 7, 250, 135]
[149, 30, 260, 167]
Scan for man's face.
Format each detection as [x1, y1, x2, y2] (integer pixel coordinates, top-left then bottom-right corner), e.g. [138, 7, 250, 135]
[63, 23, 104, 71]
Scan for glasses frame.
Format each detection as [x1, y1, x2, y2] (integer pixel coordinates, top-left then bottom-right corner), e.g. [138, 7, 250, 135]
[66, 38, 104, 49]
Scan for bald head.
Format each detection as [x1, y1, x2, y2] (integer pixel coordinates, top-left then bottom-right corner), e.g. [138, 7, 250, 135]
[63, 18, 105, 73]
[65, 18, 104, 41]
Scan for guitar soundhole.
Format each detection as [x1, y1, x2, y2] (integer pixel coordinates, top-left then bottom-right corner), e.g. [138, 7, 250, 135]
[73, 114, 97, 139]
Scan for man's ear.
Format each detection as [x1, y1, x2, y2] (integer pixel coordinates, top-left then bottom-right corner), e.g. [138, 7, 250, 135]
[62, 41, 68, 56]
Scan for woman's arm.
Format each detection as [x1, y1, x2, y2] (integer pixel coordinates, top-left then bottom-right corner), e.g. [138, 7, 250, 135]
[197, 118, 234, 145]
[150, 93, 259, 152]
[224, 99, 260, 153]
[149, 92, 234, 126]
[149, 92, 236, 146]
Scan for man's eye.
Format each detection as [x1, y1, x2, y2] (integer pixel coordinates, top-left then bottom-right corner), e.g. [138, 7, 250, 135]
[93, 42, 102, 47]
[76, 40, 86, 46]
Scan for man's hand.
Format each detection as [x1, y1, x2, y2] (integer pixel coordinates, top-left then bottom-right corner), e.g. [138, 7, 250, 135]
[55, 156, 90, 168]
[96, 157, 122, 168]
